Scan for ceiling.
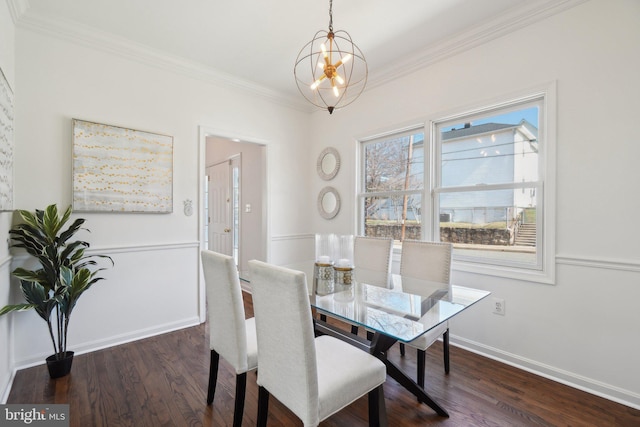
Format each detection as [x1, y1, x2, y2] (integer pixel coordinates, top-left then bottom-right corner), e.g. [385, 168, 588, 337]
[18, 0, 568, 108]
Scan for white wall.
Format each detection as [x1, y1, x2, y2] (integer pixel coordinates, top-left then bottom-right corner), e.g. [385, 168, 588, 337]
[2, 11, 311, 391]
[0, 0, 16, 403]
[308, 0, 640, 408]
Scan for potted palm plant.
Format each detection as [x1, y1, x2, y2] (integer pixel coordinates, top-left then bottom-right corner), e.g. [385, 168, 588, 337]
[0, 204, 113, 378]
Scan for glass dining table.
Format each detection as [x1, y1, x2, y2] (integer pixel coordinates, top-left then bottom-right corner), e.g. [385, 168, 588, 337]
[245, 262, 491, 417]
[310, 276, 490, 417]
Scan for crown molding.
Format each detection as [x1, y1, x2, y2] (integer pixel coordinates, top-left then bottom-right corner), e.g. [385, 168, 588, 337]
[367, 0, 590, 91]
[6, 0, 29, 24]
[14, 7, 313, 113]
[13, 0, 587, 114]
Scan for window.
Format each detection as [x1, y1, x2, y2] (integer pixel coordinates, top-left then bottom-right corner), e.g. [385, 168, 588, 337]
[359, 127, 425, 242]
[359, 88, 555, 282]
[434, 96, 544, 272]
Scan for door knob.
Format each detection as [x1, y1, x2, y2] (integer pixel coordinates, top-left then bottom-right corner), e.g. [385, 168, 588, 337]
[224, 228, 231, 233]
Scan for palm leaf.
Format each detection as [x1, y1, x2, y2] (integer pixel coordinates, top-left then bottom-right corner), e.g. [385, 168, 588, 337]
[16, 209, 39, 229]
[42, 204, 61, 242]
[61, 241, 89, 264]
[12, 267, 48, 283]
[20, 281, 54, 322]
[58, 218, 86, 247]
[0, 303, 37, 316]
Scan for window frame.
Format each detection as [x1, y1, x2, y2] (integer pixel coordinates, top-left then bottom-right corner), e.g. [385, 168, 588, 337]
[357, 125, 428, 240]
[430, 85, 556, 284]
[357, 83, 556, 284]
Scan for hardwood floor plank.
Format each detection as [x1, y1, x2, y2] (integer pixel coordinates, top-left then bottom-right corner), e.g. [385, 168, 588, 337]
[6, 292, 640, 426]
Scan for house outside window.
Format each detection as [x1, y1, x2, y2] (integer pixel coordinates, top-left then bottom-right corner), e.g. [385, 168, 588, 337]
[358, 88, 554, 282]
[434, 98, 542, 271]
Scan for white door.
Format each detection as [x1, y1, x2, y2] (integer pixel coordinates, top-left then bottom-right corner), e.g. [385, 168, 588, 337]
[207, 162, 232, 256]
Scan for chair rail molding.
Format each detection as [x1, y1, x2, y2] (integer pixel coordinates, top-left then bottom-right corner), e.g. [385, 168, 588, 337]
[0, 254, 12, 270]
[9, 241, 200, 263]
[556, 254, 640, 273]
[271, 233, 314, 242]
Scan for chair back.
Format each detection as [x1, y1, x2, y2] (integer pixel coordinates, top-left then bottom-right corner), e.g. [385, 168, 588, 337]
[248, 260, 318, 424]
[201, 250, 249, 373]
[400, 240, 453, 284]
[354, 236, 393, 288]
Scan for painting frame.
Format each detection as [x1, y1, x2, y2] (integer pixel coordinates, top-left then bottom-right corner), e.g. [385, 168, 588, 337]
[72, 119, 173, 213]
[0, 65, 14, 212]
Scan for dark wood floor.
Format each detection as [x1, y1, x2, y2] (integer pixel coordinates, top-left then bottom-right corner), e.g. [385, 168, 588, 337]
[7, 292, 640, 426]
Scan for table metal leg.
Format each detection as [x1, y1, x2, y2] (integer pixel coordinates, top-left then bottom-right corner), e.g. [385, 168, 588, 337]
[369, 333, 449, 417]
[383, 355, 449, 417]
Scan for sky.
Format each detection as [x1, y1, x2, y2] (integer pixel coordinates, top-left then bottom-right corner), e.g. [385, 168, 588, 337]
[442, 106, 538, 132]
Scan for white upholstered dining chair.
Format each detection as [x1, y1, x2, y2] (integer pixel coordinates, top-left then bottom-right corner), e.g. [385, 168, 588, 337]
[351, 236, 394, 336]
[249, 260, 387, 427]
[399, 240, 453, 388]
[201, 250, 258, 427]
[354, 236, 394, 288]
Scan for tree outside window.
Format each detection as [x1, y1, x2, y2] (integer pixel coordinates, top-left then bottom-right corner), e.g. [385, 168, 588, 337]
[361, 130, 424, 242]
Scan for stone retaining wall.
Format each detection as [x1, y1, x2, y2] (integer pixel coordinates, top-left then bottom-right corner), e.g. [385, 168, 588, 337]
[440, 227, 513, 246]
[365, 224, 513, 245]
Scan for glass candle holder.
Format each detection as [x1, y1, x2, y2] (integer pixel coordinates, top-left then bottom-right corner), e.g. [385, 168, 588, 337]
[314, 233, 336, 295]
[333, 235, 354, 292]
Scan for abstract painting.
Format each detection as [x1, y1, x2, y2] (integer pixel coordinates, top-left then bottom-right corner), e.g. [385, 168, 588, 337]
[72, 119, 173, 213]
[0, 66, 14, 211]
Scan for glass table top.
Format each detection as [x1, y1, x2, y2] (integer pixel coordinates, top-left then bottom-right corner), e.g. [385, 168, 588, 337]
[311, 279, 490, 343]
[245, 261, 490, 343]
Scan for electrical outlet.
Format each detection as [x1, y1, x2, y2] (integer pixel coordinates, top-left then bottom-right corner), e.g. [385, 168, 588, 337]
[492, 298, 505, 315]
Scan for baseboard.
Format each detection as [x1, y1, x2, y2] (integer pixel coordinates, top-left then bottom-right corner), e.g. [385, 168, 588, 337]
[451, 335, 640, 410]
[10, 316, 202, 371]
[0, 369, 16, 404]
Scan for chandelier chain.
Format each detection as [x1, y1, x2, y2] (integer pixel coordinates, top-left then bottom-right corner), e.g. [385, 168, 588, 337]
[328, 0, 333, 32]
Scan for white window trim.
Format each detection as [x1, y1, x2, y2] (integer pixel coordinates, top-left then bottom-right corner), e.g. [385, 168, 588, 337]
[428, 81, 556, 284]
[356, 82, 556, 285]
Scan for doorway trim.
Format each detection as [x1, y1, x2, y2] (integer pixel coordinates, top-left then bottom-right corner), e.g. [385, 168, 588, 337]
[198, 125, 269, 322]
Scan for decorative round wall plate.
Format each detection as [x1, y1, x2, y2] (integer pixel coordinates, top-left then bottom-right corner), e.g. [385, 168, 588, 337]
[317, 147, 340, 181]
[317, 186, 340, 219]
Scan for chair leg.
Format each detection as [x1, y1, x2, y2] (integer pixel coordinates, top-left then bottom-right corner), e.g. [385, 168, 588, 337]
[368, 385, 387, 427]
[417, 349, 426, 390]
[207, 349, 220, 405]
[351, 325, 359, 335]
[320, 314, 327, 322]
[366, 330, 374, 341]
[257, 386, 270, 427]
[232, 373, 247, 427]
[399, 343, 405, 356]
[443, 329, 450, 374]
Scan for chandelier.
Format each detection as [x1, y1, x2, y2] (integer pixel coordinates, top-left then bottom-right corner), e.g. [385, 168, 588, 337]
[294, 0, 368, 114]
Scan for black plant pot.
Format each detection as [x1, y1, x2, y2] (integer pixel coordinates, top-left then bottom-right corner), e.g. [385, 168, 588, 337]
[46, 351, 74, 379]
